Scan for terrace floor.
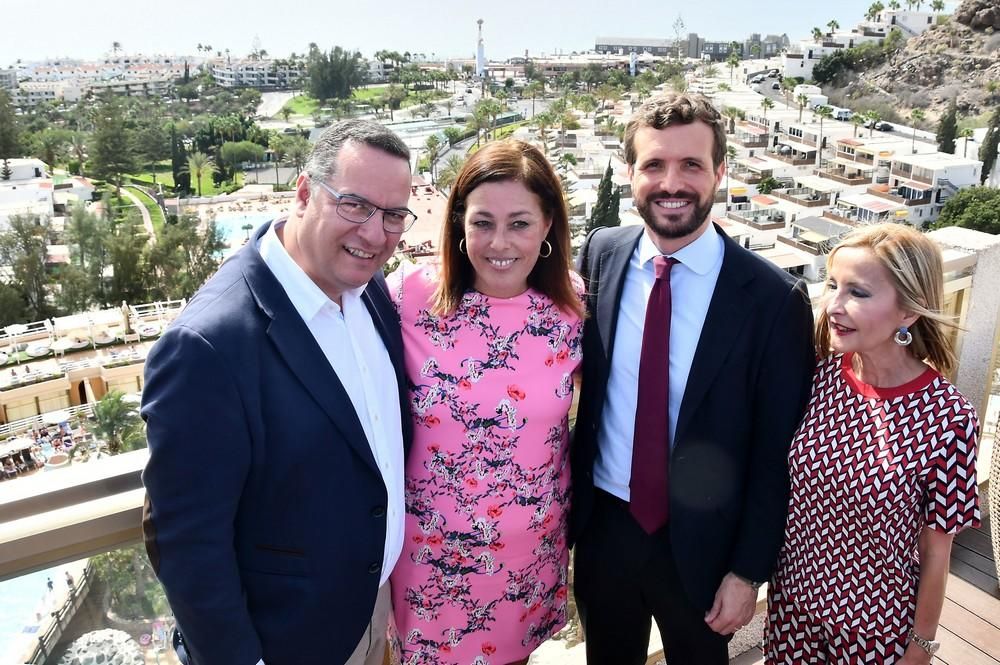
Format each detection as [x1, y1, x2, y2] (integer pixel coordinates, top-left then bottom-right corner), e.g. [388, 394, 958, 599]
[726, 514, 999, 665]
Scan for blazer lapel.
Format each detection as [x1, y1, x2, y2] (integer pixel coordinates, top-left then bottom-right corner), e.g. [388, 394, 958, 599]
[673, 233, 754, 447]
[241, 225, 380, 473]
[596, 226, 643, 359]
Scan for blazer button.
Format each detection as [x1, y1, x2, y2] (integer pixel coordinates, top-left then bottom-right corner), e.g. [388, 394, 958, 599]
[368, 562, 382, 574]
[371, 505, 386, 518]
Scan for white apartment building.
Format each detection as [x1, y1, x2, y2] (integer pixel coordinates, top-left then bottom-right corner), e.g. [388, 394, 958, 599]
[14, 80, 84, 106]
[881, 152, 982, 227]
[0, 159, 54, 225]
[0, 69, 16, 92]
[212, 59, 304, 89]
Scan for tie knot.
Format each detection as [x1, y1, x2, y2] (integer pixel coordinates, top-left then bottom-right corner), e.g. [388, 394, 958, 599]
[653, 255, 678, 280]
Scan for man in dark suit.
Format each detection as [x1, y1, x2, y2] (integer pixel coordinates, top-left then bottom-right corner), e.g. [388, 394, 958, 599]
[141, 119, 417, 665]
[571, 93, 815, 664]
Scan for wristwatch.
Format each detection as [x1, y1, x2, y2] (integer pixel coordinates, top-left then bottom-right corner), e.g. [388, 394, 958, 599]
[908, 629, 940, 657]
[733, 573, 763, 592]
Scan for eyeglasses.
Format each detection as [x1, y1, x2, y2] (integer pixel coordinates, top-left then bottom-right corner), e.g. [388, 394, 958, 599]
[313, 179, 417, 234]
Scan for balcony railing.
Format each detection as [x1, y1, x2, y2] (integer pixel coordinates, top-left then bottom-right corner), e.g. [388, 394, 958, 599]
[768, 152, 816, 166]
[729, 170, 763, 185]
[728, 207, 787, 230]
[771, 188, 831, 207]
[815, 168, 870, 186]
[730, 136, 768, 148]
[866, 186, 932, 206]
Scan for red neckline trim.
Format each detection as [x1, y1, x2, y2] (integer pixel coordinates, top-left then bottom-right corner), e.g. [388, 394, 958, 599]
[839, 353, 939, 399]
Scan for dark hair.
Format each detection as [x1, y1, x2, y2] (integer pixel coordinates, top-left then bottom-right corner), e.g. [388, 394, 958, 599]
[431, 139, 583, 318]
[304, 118, 410, 188]
[624, 92, 727, 170]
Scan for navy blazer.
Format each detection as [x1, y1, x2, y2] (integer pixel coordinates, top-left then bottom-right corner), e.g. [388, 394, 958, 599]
[570, 224, 814, 611]
[141, 221, 412, 665]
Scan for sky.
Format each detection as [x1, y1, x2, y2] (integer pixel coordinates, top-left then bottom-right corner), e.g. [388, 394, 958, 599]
[1, 0, 962, 66]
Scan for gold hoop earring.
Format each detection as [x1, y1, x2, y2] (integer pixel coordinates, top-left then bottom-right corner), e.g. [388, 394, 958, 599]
[539, 240, 553, 258]
[459, 238, 467, 255]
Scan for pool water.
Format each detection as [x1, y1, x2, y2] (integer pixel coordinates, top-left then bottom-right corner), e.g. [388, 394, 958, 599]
[0, 565, 64, 658]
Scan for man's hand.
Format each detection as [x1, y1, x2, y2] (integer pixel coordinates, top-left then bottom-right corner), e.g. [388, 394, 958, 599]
[704, 572, 757, 635]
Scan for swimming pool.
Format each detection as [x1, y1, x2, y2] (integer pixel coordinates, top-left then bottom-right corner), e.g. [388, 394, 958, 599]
[0, 565, 64, 661]
[212, 213, 273, 255]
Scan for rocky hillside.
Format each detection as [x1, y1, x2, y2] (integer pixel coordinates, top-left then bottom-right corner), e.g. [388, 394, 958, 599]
[832, 0, 1000, 125]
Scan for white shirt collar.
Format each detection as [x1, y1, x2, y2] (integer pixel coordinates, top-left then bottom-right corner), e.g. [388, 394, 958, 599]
[258, 219, 365, 320]
[638, 221, 724, 276]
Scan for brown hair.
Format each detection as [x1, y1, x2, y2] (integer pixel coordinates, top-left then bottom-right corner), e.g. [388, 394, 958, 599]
[624, 92, 727, 170]
[431, 139, 583, 318]
[815, 223, 958, 375]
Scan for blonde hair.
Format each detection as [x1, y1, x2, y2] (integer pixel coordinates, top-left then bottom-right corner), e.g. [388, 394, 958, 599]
[815, 223, 958, 375]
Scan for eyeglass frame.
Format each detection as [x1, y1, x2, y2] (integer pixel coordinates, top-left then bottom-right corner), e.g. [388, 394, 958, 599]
[311, 178, 418, 233]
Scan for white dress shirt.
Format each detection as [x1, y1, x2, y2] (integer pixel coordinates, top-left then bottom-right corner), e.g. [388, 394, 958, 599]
[593, 223, 725, 502]
[259, 221, 405, 588]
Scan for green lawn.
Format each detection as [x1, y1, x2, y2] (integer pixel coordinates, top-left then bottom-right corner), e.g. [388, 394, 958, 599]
[282, 94, 320, 117]
[129, 168, 243, 197]
[283, 88, 452, 116]
[124, 186, 166, 235]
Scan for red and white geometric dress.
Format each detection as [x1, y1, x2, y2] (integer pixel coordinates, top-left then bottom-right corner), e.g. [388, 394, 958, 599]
[766, 353, 980, 664]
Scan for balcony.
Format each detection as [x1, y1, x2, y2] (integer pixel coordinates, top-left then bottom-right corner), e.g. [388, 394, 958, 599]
[889, 166, 934, 186]
[815, 168, 870, 186]
[730, 135, 768, 149]
[771, 187, 831, 207]
[867, 185, 932, 207]
[729, 169, 763, 185]
[728, 205, 786, 230]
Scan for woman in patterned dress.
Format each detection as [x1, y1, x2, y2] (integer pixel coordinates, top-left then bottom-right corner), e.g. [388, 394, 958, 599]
[765, 223, 981, 665]
[388, 140, 584, 665]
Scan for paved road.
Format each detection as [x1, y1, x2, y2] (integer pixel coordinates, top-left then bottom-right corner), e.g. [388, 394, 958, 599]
[120, 187, 156, 242]
[256, 91, 296, 120]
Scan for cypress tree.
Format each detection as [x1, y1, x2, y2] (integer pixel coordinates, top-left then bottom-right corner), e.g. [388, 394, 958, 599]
[979, 109, 1000, 185]
[587, 160, 620, 233]
[936, 98, 958, 155]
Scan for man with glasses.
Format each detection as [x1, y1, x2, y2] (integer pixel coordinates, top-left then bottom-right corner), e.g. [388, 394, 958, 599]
[141, 119, 415, 665]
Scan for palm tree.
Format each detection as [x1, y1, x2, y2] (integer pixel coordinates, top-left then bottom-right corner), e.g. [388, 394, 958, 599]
[534, 111, 554, 154]
[181, 152, 215, 197]
[575, 94, 597, 118]
[284, 137, 310, 174]
[910, 108, 925, 152]
[725, 144, 738, 212]
[815, 105, 834, 167]
[436, 154, 465, 190]
[269, 135, 288, 187]
[111, 41, 122, 56]
[70, 132, 88, 174]
[796, 93, 810, 123]
[959, 127, 974, 158]
[812, 27, 825, 42]
[760, 97, 775, 146]
[887, 0, 899, 10]
[524, 81, 544, 118]
[827, 19, 841, 35]
[852, 114, 865, 138]
[91, 390, 145, 455]
[863, 109, 882, 137]
[726, 51, 740, 82]
[722, 106, 744, 134]
[424, 134, 442, 185]
[467, 106, 492, 148]
[930, 0, 944, 11]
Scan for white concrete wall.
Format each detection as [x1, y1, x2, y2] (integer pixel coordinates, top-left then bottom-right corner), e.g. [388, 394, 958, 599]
[928, 227, 1000, 416]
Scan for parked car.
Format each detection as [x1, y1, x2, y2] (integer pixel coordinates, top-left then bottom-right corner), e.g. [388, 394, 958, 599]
[771, 82, 781, 90]
[750, 75, 765, 84]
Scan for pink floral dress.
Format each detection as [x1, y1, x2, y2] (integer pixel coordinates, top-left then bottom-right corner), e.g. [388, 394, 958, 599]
[387, 264, 583, 665]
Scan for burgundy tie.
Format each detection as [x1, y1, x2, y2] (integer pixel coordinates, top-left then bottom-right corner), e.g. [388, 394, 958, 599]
[630, 255, 677, 534]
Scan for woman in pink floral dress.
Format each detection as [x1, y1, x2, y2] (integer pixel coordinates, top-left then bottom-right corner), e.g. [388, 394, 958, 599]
[388, 140, 584, 665]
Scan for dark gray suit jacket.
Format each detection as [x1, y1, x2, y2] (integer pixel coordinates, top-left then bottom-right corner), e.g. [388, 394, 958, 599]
[571, 223, 814, 611]
[141, 221, 411, 665]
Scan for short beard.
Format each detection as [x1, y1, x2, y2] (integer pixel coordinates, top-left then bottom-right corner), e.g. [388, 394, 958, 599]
[636, 191, 713, 240]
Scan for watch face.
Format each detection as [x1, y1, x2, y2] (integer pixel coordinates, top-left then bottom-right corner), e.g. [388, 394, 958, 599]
[928, 642, 940, 655]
